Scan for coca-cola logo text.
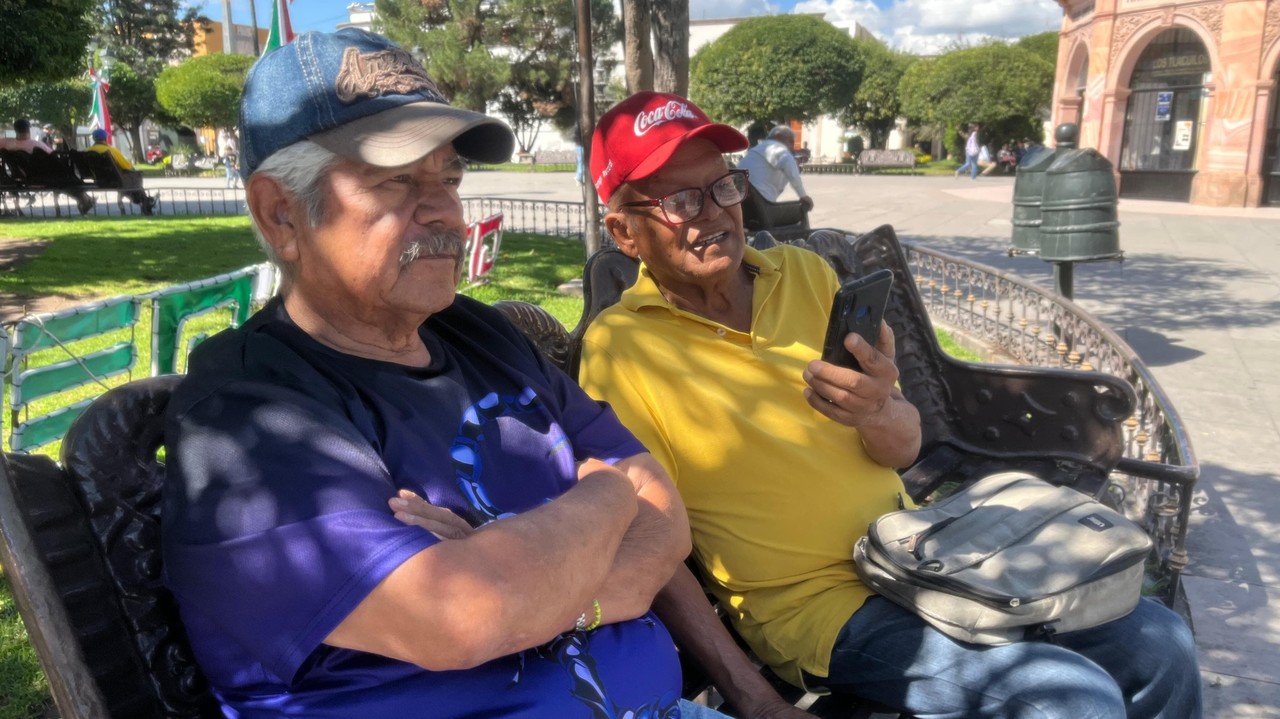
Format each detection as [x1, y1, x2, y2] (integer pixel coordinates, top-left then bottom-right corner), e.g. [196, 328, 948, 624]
[633, 101, 698, 136]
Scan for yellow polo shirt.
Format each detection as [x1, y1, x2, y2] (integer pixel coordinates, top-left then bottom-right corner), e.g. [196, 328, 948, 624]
[580, 244, 908, 688]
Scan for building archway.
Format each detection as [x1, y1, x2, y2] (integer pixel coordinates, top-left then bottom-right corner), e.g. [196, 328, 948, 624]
[1115, 27, 1211, 201]
[1059, 40, 1090, 125]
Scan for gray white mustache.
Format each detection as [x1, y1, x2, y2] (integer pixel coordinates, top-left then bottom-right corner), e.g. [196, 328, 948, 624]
[400, 228, 466, 267]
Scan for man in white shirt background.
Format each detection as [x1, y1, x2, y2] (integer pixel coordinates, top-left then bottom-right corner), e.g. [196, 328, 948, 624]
[738, 125, 814, 212]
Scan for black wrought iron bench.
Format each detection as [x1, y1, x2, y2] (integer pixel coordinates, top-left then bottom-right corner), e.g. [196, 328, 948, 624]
[70, 150, 156, 215]
[0, 149, 97, 216]
[0, 225, 1187, 718]
[740, 183, 810, 243]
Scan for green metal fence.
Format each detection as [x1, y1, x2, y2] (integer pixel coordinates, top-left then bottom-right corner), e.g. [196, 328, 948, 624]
[2, 264, 272, 452]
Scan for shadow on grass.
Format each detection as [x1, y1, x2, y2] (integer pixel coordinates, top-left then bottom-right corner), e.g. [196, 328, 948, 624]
[0, 216, 261, 300]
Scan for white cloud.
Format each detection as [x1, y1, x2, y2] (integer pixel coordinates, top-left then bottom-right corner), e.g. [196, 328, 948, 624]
[786, 0, 1060, 54]
[691, 0, 777, 19]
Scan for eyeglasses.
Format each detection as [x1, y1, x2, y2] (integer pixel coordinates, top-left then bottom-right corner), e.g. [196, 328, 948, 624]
[620, 170, 750, 224]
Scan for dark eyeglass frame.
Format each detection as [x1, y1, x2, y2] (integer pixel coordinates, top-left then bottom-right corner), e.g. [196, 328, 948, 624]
[619, 169, 750, 224]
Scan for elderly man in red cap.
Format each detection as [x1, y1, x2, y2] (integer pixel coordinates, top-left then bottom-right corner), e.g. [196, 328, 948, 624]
[579, 92, 1202, 719]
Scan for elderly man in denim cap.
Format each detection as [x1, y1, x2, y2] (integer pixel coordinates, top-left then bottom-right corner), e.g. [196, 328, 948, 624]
[161, 29, 697, 718]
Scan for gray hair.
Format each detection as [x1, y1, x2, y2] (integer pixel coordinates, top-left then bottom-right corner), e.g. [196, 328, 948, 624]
[248, 140, 340, 277]
[767, 125, 795, 142]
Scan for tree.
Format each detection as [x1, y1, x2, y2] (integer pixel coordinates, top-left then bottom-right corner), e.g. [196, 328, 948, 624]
[690, 15, 862, 127]
[898, 43, 1053, 156]
[155, 53, 254, 132]
[0, 78, 92, 141]
[651, 0, 688, 96]
[0, 0, 95, 85]
[622, 0, 652, 93]
[377, 0, 619, 152]
[97, 0, 206, 80]
[107, 64, 166, 163]
[375, 0, 510, 113]
[1017, 31, 1060, 68]
[842, 41, 914, 150]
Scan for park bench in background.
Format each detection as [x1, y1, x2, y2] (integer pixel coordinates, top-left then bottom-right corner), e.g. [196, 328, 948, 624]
[70, 151, 156, 216]
[532, 149, 577, 168]
[0, 225, 1196, 718]
[0, 149, 96, 216]
[856, 149, 917, 174]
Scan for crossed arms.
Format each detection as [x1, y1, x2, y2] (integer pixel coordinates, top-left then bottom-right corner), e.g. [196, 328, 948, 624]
[324, 452, 690, 671]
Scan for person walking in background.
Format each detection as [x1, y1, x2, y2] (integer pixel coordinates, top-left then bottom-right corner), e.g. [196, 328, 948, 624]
[954, 123, 980, 180]
[221, 143, 241, 189]
[978, 143, 996, 176]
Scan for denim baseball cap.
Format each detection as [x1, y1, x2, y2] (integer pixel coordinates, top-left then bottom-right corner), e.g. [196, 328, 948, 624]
[239, 29, 514, 178]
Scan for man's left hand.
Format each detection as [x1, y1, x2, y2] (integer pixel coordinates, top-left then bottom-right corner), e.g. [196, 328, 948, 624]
[802, 322, 898, 428]
[390, 490, 474, 540]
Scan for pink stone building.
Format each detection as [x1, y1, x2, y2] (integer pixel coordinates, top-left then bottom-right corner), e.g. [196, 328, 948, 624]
[1054, 0, 1280, 206]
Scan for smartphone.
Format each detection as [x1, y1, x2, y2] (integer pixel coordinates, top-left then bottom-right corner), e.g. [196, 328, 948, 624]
[821, 269, 894, 371]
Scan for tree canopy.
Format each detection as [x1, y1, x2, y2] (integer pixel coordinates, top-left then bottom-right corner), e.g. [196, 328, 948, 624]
[898, 42, 1053, 152]
[108, 63, 169, 162]
[690, 15, 862, 127]
[155, 53, 254, 131]
[0, 77, 92, 139]
[1016, 31, 1060, 68]
[842, 40, 915, 150]
[0, 0, 95, 85]
[376, 0, 618, 150]
[97, 0, 206, 80]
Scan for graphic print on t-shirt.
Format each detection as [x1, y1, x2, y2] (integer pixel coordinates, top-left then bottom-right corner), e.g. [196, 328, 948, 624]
[451, 387, 560, 525]
[450, 388, 678, 719]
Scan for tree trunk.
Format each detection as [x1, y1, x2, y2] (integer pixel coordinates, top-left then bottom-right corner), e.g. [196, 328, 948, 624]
[124, 124, 145, 164]
[651, 0, 688, 96]
[578, 0, 603, 256]
[623, 0, 653, 93]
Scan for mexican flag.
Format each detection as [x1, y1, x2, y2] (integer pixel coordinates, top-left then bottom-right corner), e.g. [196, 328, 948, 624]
[264, 0, 295, 53]
[87, 67, 113, 142]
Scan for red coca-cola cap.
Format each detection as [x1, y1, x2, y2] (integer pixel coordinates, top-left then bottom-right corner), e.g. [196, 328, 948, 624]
[590, 91, 747, 203]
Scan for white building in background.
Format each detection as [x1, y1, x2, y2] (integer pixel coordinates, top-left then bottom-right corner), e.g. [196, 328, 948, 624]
[337, 3, 376, 32]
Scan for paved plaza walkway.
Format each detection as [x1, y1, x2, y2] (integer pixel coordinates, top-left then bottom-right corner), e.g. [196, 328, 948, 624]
[137, 170, 1280, 716]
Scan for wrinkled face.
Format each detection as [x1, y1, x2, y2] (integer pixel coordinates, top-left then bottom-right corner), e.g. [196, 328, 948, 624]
[292, 145, 469, 327]
[606, 139, 746, 293]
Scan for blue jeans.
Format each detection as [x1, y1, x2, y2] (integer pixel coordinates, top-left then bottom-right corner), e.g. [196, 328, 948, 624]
[956, 152, 979, 179]
[807, 597, 1201, 719]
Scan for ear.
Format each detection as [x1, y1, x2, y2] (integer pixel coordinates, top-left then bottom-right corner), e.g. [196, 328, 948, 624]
[604, 210, 641, 259]
[246, 173, 304, 263]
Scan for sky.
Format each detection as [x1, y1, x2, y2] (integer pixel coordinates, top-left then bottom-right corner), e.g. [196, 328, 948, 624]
[188, 0, 1062, 56]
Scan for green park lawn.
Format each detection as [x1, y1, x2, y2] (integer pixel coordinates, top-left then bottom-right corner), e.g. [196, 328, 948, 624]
[0, 214, 975, 716]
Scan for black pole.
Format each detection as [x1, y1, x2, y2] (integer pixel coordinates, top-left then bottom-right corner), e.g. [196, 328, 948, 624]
[1053, 261, 1074, 300]
[575, 0, 602, 256]
[248, 0, 261, 56]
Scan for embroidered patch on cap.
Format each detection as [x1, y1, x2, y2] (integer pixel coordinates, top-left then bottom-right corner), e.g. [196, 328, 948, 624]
[335, 47, 446, 104]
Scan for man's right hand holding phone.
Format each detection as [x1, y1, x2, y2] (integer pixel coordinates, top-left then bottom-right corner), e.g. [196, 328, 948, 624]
[803, 323, 923, 469]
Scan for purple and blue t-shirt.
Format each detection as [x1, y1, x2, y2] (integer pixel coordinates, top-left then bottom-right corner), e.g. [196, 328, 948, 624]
[163, 296, 682, 718]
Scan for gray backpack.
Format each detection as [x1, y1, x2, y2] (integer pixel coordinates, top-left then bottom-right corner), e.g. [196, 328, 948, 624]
[854, 472, 1152, 645]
